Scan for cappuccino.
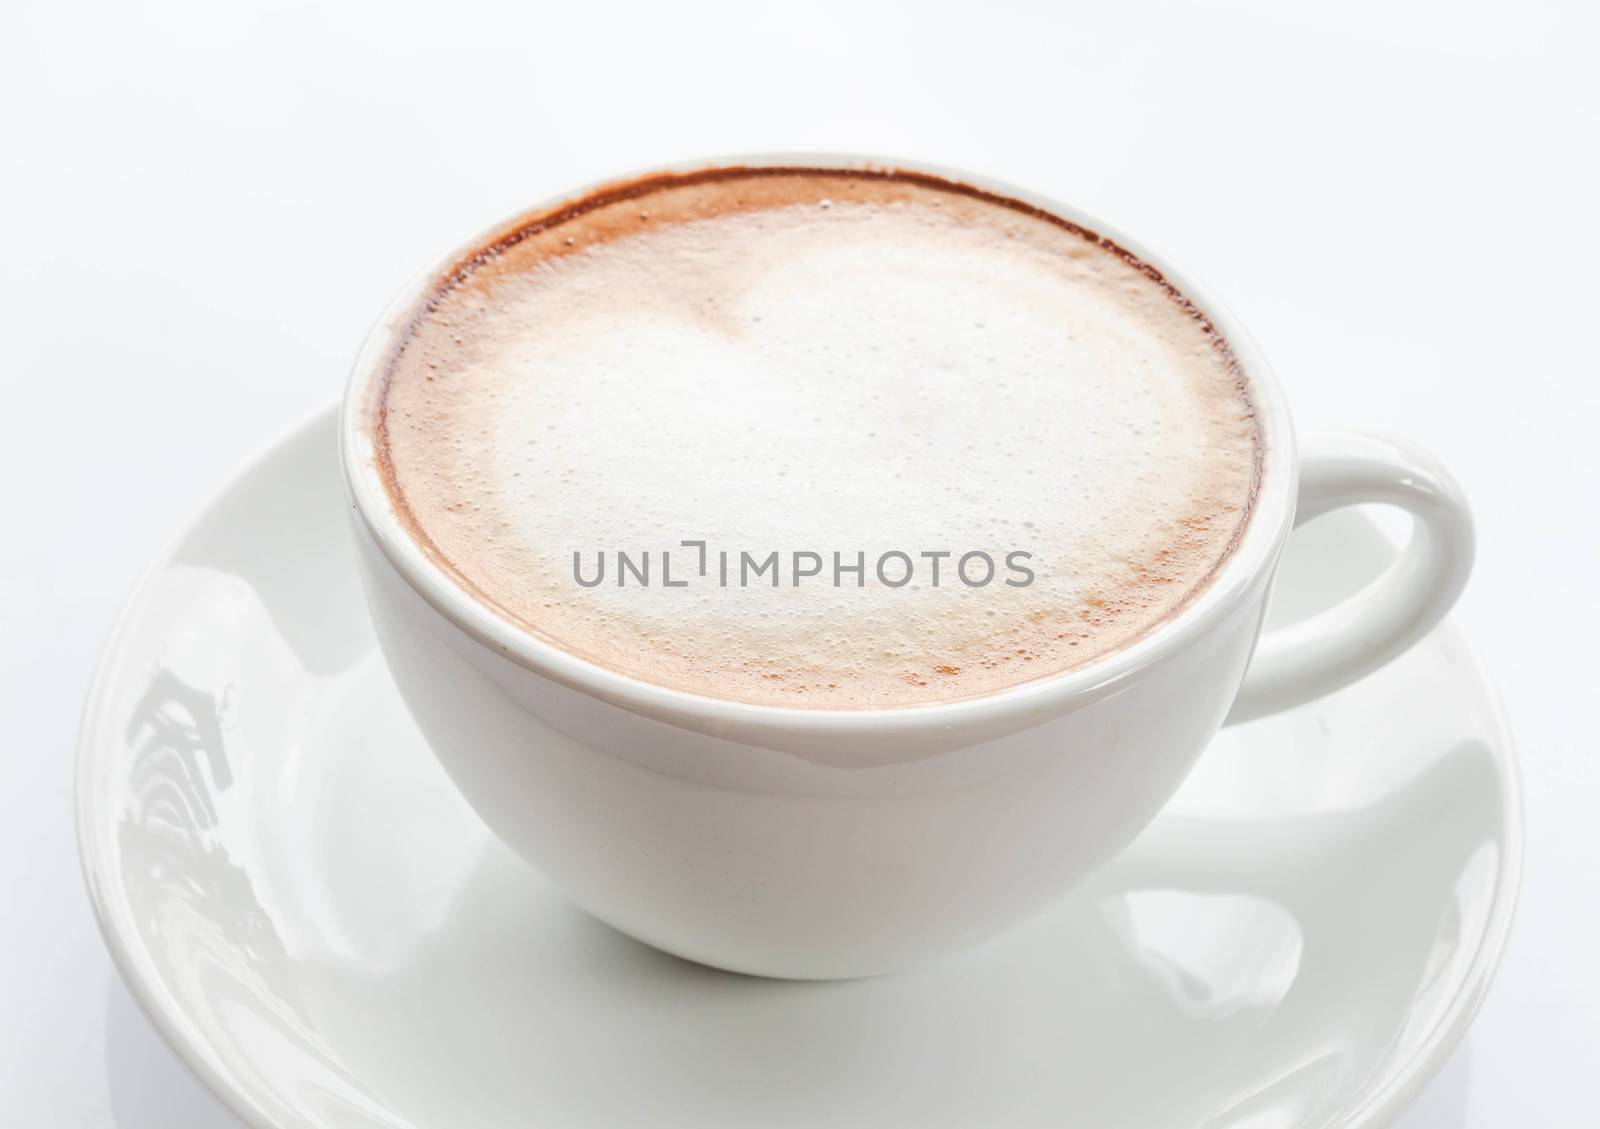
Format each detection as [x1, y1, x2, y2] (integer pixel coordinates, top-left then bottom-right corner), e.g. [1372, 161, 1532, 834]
[369, 167, 1261, 707]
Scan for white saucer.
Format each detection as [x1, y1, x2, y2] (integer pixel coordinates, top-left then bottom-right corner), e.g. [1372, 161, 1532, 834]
[78, 408, 1522, 1129]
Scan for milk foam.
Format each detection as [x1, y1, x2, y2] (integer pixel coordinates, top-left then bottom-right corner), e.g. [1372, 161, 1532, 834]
[374, 170, 1260, 707]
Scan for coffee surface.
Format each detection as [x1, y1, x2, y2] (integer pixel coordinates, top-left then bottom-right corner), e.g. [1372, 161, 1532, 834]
[372, 168, 1261, 707]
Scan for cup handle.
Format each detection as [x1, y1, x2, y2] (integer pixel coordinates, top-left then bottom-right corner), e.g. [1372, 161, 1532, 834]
[1225, 430, 1475, 725]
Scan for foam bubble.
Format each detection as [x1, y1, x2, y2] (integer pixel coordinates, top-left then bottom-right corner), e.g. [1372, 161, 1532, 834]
[375, 170, 1260, 707]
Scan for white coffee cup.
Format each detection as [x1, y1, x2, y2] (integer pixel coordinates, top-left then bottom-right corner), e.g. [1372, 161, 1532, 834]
[340, 155, 1473, 980]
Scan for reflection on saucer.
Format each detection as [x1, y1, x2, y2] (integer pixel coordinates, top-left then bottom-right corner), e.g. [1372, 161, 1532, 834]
[117, 668, 399, 1127]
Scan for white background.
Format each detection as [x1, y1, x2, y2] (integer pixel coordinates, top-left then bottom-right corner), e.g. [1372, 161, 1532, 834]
[3, 1, 1596, 1124]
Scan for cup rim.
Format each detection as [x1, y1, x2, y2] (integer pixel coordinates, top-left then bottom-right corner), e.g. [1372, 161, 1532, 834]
[340, 152, 1299, 737]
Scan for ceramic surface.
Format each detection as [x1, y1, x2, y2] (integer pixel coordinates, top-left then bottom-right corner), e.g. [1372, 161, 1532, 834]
[340, 156, 1475, 977]
[78, 409, 1519, 1128]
